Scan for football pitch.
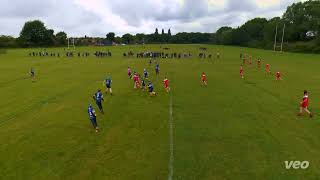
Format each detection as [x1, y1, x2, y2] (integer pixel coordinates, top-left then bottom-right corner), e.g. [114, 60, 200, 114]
[1, 44, 320, 179]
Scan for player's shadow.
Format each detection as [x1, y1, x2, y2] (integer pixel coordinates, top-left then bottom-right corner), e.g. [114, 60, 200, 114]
[244, 80, 257, 85]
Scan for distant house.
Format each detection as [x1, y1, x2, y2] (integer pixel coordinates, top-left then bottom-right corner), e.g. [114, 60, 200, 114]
[102, 40, 113, 46]
[94, 39, 112, 46]
[72, 37, 116, 46]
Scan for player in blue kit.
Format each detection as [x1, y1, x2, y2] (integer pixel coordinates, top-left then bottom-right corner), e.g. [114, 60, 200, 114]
[143, 68, 148, 79]
[103, 74, 113, 95]
[88, 104, 99, 133]
[148, 81, 156, 96]
[93, 89, 104, 114]
[30, 68, 35, 82]
[141, 78, 146, 91]
[155, 63, 159, 75]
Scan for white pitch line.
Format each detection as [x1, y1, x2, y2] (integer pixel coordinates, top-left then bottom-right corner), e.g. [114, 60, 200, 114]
[168, 91, 174, 180]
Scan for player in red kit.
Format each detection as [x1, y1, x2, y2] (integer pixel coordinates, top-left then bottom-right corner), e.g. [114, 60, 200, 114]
[266, 64, 270, 74]
[163, 77, 170, 92]
[240, 65, 244, 79]
[201, 72, 207, 86]
[133, 73, 140, 89]
[276, 71, 281, 80]
[298, 90, 313, 118]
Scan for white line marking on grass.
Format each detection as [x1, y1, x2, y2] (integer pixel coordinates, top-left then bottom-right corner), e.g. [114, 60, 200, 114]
[168, 91, 174, 180]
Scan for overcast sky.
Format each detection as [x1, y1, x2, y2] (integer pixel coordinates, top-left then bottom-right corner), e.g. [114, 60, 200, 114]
[0, 0, 306, 37]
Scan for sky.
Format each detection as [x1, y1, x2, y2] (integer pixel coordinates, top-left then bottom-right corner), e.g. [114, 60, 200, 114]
[0, 0, 306, 37]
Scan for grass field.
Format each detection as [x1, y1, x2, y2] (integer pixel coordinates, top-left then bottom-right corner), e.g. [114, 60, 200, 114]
[1, 44, 320, 180]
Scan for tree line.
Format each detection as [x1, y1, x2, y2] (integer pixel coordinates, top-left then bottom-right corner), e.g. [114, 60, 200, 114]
[0, 20, 67, 48]
[1, 0, 319, 53]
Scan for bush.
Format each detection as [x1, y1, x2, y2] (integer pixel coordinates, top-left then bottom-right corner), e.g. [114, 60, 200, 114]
[0, 36, 18, 48]
[285, 40, 320, 53]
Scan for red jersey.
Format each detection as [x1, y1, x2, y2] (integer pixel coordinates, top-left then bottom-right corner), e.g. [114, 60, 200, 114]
[201, 74, 207, 81]
[240, 67, 244, 73]
[163, 79, 169, 87]
[133, 75, 139, 82]
[301, 95, 309, 108]
[276, 72, 281, 78]
[266, 64, 270, 69]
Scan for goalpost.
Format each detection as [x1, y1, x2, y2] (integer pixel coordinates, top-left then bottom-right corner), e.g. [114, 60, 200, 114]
[273, 24, 286, 52]
[67, 38, 76, 51]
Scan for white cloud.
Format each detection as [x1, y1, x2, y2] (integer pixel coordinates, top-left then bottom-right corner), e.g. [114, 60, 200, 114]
[0, 0, 305, 37]
[255, 0, 280, 8]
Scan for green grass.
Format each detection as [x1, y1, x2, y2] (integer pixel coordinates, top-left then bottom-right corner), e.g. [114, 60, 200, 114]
[0, 44, 320, 180]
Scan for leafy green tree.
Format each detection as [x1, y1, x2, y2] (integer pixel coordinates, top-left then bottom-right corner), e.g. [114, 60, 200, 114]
[231, 28, 250, 46]
[114, 36, 122, 44]
[220, 30, 233, 45]
[135, 33, 146, 44]
[169, 32, 211, 44]
[241, 18, 267, 40]
[106, 32, 115, 42]
[18, 20, 54, 46]
[262, 17, 281, 42]
[283, 1, 320, 41]
[215, 27, 233, 44]
[316, 36, 320, 46]
[0, 35, 17, 47]
[46, 29, 56, 45]
[55, 31, 67, 46]
[122, 33, 134, 44]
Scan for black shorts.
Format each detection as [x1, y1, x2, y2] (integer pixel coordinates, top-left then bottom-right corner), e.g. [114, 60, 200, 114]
[106, 84, 111, 88]
[90, 117, 98, 128]
[96, 101, 103, 110]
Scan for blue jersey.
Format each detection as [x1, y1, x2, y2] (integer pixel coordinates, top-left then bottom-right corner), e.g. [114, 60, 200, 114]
[88, 106, 96, 119]
[144, 71, 148, 77]
[95, 92, 103, 102]
[156, 64, 159, 70]
[106, 79, 111, 86]
[148, 83, 154, 92]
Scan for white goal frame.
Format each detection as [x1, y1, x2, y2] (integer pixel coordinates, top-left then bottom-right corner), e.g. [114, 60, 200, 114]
[273, 24, 286, 52]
